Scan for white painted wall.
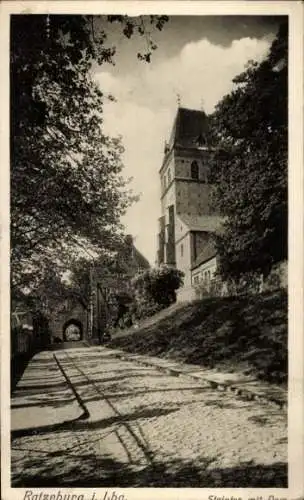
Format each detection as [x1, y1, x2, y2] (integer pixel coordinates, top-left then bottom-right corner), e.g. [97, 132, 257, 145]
[175, 214, 189, 242]
[175, 233, 192, 287]
[191, 256, 217, 286]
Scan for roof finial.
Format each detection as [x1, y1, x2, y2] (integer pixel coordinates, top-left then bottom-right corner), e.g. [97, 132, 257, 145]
[176, 93, 181, 108]
[200, 98, 204, 111]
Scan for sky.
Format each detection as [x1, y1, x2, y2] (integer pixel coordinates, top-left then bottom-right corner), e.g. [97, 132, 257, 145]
[93, 16, 283, 264]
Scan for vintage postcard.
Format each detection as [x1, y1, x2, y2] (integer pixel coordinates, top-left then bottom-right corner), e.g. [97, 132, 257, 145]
[1, 1, 303, 500]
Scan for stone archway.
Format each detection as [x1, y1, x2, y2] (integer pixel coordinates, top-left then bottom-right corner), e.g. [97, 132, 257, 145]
[63, 319, 83, 342]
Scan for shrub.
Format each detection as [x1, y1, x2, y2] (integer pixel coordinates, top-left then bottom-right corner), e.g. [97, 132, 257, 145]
[132, 266, 184, 307]
[111, 266, 184, 327]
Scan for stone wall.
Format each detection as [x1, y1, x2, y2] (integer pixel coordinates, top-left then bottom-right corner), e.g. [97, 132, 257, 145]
[49, 299, 88, 341]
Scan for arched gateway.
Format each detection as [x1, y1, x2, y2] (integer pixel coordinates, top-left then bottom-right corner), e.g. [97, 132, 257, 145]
[63, 319, 83, 341]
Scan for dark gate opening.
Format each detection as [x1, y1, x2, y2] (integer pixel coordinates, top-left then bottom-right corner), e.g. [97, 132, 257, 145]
[63, 319, 83, 341]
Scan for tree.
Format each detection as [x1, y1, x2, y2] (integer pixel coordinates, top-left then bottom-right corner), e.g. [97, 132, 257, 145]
[132, 266, 184, 318]
[209, 21, 287, 280]
[11, 15, 168, 297]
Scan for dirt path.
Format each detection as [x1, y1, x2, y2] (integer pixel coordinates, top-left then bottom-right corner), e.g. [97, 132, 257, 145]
[11, 347, 287, 487]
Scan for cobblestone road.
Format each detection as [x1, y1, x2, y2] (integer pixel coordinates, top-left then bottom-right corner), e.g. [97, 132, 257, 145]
[11, 347, 287, 487]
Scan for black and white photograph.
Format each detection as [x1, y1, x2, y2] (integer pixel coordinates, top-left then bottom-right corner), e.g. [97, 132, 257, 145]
[1, 1, 303, 497]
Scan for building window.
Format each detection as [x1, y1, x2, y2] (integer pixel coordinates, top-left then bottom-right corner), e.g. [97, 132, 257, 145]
[193, 275, 199, 285]
[180, 244, 183, 257]
[165, 225, 170, 243]
[191, 161, 199, 180]
[167, 168, 171, 183]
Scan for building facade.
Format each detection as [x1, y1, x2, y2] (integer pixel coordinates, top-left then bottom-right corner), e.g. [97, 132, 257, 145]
[156, 107, 223, 301]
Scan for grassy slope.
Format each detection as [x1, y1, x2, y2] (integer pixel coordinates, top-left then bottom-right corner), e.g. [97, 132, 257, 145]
[109, 290, 287, 385]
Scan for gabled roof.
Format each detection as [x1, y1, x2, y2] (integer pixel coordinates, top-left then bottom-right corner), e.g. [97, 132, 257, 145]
[131, 246, 150, 270]
[179, 214, 224, 233]
[169, 107, 209, 149]
[117, 236, 150, 273]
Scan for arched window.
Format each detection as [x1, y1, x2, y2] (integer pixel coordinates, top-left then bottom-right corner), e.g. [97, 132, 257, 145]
[191, 161, 199, 180]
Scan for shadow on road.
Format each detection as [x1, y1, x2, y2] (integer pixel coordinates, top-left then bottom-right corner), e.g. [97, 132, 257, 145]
[11, 348, 287, 489]
[12, 454, 287, 488]
[11, 405, 180, 439]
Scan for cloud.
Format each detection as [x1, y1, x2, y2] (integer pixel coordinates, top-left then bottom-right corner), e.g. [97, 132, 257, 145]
[101, 100, 172, 263]
[98, 36, 271, 113]
[94, 36, 272, 264]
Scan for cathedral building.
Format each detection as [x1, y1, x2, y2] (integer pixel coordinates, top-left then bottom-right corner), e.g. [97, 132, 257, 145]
[156, 106, 223, 301]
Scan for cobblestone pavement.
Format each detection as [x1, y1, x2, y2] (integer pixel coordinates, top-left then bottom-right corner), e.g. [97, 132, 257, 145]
[11, 347, 287, 487]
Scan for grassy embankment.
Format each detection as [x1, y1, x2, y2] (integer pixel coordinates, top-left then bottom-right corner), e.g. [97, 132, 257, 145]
[109, 290, 287, 386]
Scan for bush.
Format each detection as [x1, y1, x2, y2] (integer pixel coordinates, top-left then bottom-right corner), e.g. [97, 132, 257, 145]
[111, 266, 184, 328]
[109, 290, 287, 385]
[132, 266, 184, 307]
[133, 295, 164, 320]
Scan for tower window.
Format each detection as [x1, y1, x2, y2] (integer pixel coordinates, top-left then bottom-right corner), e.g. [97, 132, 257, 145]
[168, 168, 171, 183]
[180, 244, 184, 257]
[191, 161, 199, 180]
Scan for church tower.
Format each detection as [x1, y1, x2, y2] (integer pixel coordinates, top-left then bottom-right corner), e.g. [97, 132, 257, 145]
[156, 106, 221, 300]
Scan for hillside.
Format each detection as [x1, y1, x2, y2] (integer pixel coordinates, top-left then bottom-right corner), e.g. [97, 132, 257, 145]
[109, 290, 287, 386]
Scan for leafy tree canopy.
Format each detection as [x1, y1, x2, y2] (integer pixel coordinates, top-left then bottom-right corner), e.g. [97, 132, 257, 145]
[132, 265, 184, 307]
[209, 21, 287, 280]
[11, 14, 168, 298]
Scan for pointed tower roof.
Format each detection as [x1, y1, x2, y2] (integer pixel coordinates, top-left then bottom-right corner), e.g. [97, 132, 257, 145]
[168, 107, 209, 150]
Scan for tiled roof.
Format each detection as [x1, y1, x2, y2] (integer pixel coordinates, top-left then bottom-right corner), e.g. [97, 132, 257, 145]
[191, 239, 217, 270]
[179, 214, 224, 233]
[169, 107, 209, 149]
[132, 246, 150, 270]
[116, 238, 150, 273]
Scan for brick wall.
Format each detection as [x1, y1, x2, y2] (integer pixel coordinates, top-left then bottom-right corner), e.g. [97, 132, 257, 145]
[175, 180, 211, 216]
[175, 151, 210, 180]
